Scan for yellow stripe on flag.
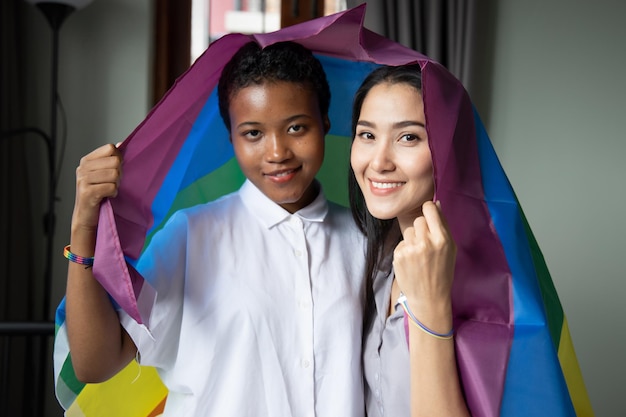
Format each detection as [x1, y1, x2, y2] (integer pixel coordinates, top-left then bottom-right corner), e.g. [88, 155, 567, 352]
[558, 317, 594, 417]
[68, 361, 167, 417]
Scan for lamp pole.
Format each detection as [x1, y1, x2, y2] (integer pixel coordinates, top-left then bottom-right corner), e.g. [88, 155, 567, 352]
[36, 0, 76, 334]
[27, 3, 78, 415]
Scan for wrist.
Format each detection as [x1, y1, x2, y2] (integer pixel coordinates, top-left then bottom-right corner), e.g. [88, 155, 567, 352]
[399, 293, 454, 338]
[406, 293, 451, 321]
[71, 205, 101, 235]
[64, 245, 95, 267]
[69, 226, 98, 258]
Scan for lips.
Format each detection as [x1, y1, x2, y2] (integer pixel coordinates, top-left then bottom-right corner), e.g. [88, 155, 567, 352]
[368, 179, 405, 195]
[265, 167, 301, 183]
[371, 180, 404, 189]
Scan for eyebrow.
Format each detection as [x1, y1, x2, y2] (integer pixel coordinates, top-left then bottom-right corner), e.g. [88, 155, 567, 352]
[236, 114, 312, 130]
[357, 120, 425, 129]
[284, 114, 313, 123]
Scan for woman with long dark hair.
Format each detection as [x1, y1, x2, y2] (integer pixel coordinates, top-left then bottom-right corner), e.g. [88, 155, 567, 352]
[349, 64, 470, 417]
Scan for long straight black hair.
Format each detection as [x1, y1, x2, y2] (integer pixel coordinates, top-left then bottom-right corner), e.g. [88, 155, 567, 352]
[348, 64, 423, 321]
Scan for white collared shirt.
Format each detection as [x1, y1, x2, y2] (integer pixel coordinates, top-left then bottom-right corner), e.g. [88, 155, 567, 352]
[121, 180, 366, 417]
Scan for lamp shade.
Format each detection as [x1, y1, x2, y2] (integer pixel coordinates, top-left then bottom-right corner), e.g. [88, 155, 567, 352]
[25, 0, 94, 10]
[25, 0, 94, 29]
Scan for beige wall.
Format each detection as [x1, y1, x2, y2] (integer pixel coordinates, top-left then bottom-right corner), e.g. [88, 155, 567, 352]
[485, 1, 626, 415]
[49, 0, 153, 309]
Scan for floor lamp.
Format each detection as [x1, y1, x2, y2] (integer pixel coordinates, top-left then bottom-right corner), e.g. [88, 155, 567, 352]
[22, 1, 93, 414]
[26, 0, 94, 332]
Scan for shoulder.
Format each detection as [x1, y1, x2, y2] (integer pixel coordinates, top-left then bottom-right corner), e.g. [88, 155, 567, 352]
[326, 201, 357, 225]
[147, 191, 245, 245]
[172, 190, 244, 223]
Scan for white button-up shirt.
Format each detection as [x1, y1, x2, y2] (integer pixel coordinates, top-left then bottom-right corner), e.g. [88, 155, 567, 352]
[121, 180, 366, 416]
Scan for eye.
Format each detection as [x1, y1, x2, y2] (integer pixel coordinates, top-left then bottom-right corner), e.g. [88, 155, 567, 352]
[398, 133, 425, 144]
[400, 133, 418, 142]
[243, 129, 262, 140]
[356, 131, 375, 141]
[287, 124, 305, 134]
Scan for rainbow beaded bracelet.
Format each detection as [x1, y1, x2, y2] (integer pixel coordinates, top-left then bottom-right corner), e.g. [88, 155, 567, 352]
[63, 245, 94, 267]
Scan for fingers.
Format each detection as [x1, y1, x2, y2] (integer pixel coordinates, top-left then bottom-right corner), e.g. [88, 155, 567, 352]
[421, 200, 452, 243]
[77, 144, 122, 192]
[73, 144, 123, 229]
[402, 201, 451, 244]
[82, 143, 122, 163]
[393, 200, 457, 318]
[394, 199, 456, 288]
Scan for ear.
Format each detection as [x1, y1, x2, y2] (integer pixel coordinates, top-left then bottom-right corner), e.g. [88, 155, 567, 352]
[323, 115, 331, 134]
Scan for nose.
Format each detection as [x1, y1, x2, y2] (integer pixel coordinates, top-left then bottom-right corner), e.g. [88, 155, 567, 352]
[369, 141, 395, 173]
[265, 133, 293, 163]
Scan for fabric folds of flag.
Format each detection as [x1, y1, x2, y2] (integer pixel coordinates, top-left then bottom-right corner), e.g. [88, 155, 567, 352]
[53, 4, 593, 416]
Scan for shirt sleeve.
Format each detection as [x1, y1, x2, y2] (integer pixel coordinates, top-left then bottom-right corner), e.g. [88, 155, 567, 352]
[120, 210, 190, 370]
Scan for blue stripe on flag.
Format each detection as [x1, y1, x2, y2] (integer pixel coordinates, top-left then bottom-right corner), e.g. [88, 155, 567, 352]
[315, 55, 379, 138]
[148, 90, 233, 238]
[473, 109, 575, 416]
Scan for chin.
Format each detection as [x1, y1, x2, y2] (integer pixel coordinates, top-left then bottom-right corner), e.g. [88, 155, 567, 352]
[365, 207, 398, 221]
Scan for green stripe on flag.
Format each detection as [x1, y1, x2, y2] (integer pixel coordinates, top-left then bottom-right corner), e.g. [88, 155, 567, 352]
[519, 205, 564, 348]
[144, 157, 246, 251]
[60, 354, 86, 396]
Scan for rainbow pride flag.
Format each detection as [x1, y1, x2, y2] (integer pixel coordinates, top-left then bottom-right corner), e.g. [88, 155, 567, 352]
[53, 5, 593, 416]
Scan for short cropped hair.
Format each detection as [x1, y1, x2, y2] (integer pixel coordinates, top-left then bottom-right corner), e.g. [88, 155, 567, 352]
[217, 41, 331, 131]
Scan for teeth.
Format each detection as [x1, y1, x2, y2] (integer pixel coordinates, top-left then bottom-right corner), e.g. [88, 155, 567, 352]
[372, 181, 403, 189]
[273, 170, 294, 177]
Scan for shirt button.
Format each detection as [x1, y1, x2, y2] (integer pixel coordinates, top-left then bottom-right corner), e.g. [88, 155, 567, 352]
[375, 389, 380, 398]
[375, 373, 379, 381]
[294, 249, 302, 257]
[301, 359, 310, 368]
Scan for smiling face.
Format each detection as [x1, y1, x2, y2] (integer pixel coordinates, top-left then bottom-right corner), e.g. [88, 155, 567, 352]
[350, 81, 434, 228]
[229, 81, 329, 213]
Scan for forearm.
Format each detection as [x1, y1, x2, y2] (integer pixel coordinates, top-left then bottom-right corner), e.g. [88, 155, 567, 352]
[408, 306, 470, 417]
[65, 225, 136, 383]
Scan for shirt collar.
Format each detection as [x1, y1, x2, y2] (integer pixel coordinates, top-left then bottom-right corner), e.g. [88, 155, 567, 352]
[240, 179, 329, 229]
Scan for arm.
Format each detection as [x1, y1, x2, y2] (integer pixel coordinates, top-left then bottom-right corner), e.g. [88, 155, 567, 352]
[393, 201, 470, 417]
[65, 143, 137, 383]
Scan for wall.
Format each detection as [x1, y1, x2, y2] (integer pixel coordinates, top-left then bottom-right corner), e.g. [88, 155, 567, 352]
[22, 1, 153, 304]
[50, 0, 153, 306]
[485, 1, 626, 415]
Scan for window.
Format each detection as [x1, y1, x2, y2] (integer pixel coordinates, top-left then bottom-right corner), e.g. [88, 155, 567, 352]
[153, 0, 347, 103]
[191, 0, 347, 63]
